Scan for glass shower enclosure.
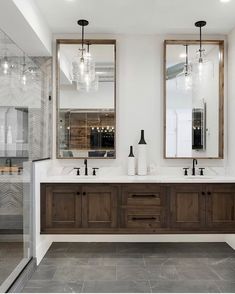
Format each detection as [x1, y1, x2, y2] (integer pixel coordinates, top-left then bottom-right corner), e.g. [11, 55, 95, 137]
[0, 29, 52, 292]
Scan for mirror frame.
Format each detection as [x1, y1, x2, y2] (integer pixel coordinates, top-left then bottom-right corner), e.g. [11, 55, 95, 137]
[163, 39, 224, 159]
[56, 39, 116, 159]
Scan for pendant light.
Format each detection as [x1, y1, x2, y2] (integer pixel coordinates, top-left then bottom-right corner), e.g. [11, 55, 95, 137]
[1, 34, 10, 75]
[193, 20, 213, 82]
[78, 19, 88, 78]
[20, 54, 27, 85]
[176, 44, 192, 91]
[74, 19, 98, 92]
[1, 56, 9, 75]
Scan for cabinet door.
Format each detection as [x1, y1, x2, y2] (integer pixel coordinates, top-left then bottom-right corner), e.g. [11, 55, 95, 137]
[170, 184, 205, 229]
[120, 184, 167, 229]
[82, 184, 118, 229]
[206, 184, 235, 229]
[41, 184, 82, 231]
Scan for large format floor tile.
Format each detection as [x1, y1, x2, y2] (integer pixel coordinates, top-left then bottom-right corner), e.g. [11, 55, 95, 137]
[0, 242, 23, 285]
[22, 242, 235, 293]
[82, 280, 151, 293]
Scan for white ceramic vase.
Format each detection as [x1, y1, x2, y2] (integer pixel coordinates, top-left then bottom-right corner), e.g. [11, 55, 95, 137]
[127, 146, 135, 176]
[137, 130, 147, 176]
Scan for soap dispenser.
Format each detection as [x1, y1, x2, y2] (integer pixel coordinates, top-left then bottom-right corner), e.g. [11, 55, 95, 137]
[127, 145, 135, 176]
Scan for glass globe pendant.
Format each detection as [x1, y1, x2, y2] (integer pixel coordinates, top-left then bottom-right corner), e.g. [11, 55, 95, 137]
[192, 21, 213, 83]
[74, 19, 99, 92]
[176, 44, 192, 91]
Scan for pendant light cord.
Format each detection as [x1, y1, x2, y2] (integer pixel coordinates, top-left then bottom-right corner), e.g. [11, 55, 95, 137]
[81, 25, 84, 60]
[186, 45, 189, 73]
[199, 26, 202, 59]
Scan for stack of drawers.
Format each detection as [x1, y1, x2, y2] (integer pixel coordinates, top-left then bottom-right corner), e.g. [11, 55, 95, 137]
[120, 184, 167, 229]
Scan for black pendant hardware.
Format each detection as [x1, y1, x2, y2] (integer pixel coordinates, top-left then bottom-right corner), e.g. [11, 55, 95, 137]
[195, 20, 207, 62]
[77, 19, 89, 60]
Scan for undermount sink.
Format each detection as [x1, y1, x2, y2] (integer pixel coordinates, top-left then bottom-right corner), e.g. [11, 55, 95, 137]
[183, 176, 213, 179]
[68, 175, 98, 179]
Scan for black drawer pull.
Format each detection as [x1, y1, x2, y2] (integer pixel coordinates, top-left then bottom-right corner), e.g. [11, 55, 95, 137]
[132, 217, 157, 221]
[131, 194, 157, 198]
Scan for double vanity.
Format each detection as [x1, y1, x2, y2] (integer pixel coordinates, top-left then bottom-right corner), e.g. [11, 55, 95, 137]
[40, 172, 235, 235]
[42, 38, 233, 236]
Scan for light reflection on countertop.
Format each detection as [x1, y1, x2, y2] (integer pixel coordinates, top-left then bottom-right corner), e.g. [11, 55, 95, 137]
[40, 174, 235, 184]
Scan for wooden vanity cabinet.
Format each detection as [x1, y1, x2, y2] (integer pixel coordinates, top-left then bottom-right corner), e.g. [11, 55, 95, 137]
[41, 184, 82, 232]
[206, 184, 235, 229]
[170, 184, 206, 230]
[41, 183, 118, 233]
[41, 182, 235, 234]
[82, 184, 118, 229]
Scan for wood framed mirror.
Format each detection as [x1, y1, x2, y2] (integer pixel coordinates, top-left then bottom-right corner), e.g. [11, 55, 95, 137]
[56, 39, 116, 159]
[164, 40, 224, 159]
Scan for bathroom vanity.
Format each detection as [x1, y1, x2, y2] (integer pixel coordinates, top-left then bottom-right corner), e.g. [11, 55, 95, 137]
[41, 179, 235, 234]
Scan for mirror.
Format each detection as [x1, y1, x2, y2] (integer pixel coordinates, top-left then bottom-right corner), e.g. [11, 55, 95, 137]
[164, 40, 224, 159]
[56, 39, 116, 159]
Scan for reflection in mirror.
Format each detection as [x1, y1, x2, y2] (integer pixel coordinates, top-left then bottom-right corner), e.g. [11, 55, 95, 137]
[164, 40, 224, 158]
[57, 40, 116, 159]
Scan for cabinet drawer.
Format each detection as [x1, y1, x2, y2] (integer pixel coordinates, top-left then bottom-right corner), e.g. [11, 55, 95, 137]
[126, 193, 161, 206]
[122, 184, 165, 207]
[121, 207, 165, 229]
[125, 210, 162, 228]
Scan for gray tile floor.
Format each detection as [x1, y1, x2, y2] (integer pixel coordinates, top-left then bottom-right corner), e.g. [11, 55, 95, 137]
[22, 242, 235, 293]
[0, 242, 23, 285]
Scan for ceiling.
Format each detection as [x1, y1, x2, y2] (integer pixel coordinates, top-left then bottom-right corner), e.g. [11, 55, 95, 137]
[34, 0, 235, 35]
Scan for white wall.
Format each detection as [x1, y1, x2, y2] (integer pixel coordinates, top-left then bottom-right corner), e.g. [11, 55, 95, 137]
[60, 83, 114, 109]
[228, 28, 235, 175]
[52, 33, 227, 174]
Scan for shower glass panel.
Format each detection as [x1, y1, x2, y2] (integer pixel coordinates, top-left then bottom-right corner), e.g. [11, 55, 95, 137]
[0, 30, 52, 292]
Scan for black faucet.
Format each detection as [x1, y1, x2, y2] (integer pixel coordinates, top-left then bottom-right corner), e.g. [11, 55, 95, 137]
[5, 158, 12, 175]
[192, 158, 198, 176]
[84, 159, 88, 176]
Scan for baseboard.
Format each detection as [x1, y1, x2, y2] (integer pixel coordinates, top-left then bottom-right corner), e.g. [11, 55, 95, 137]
[7, 258, 36, 293]
[226, 234, 235, 250]
[46, 234, 226, 243]
[36, 238, 52, 265]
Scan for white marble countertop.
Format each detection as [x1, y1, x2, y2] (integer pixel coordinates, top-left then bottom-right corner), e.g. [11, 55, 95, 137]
[40, 174, 235, 184]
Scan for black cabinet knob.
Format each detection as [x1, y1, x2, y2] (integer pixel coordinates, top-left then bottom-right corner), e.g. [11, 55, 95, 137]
[77, 192, 80, 195]
[202, 192, 205, 195]
[207, 192, 211, 195]
[83, 192, 86, 196]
